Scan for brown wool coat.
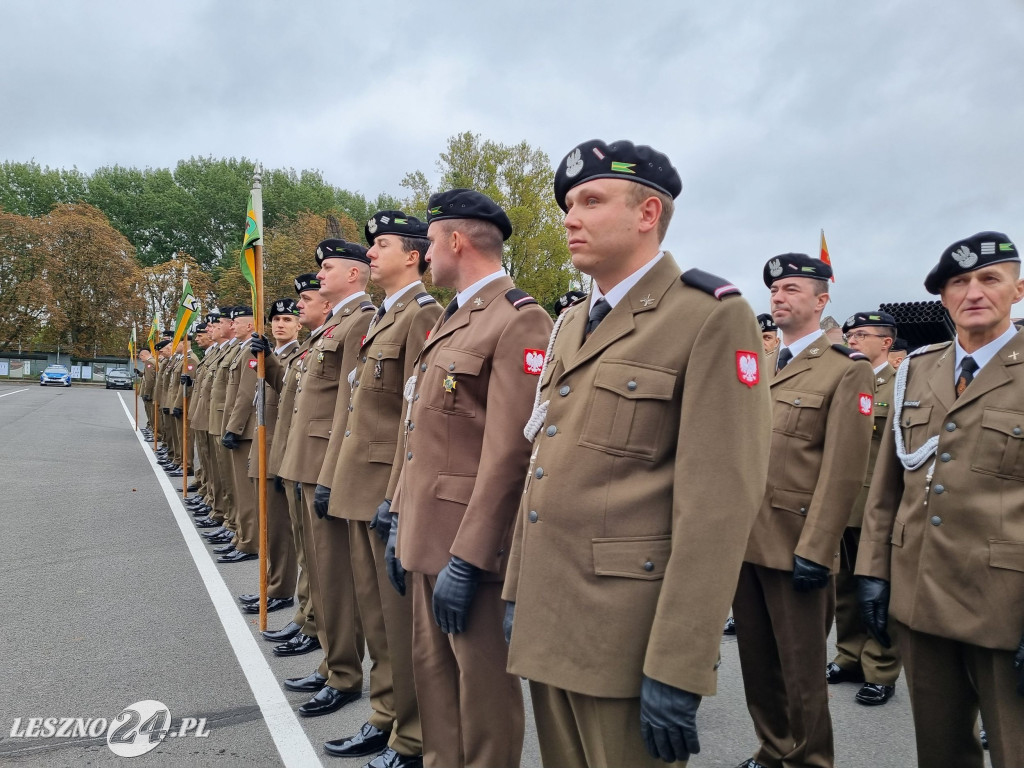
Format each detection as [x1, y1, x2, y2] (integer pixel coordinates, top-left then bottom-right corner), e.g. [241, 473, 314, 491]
[848, 362, 896, 528]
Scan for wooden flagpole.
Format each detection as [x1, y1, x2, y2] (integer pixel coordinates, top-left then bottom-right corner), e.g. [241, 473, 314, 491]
[253, 165, 270, 632]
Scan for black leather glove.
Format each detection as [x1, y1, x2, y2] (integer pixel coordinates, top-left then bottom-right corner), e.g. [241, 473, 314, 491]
[313, 484, 331, 519]
[386, 516, 406, 596]
[250, 333, 272, 356]
[858, 576, 892, 648]
[792, 554, 830, 592]
[221, 431, 241, 450]
[433, 556, 480, 634]
[171, 407, 182, 417]
[503, 601, 515, 645]
[142, 395, 151, 402]
[369, 499, 394, 543]
[273, 476, 284, 493]
[1013, 633, 1024, 697]
[134, 370, 143, 378]
[640, 675, 702, 763]
[180, 374, 193, 387]
[162, 407, 170, 415]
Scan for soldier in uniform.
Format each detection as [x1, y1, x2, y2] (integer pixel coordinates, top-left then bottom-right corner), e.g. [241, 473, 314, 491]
[759, 313, 779, 357]
[206, 308, 242, 549]
[184, 318, 219, 511]
[502, 140, 771, 768]
[272, 240, 374, 716]
[139, 350, 156, 435]
[385, 189, 552, 768]
[154, 334, 175, 462]
[323, 211, 441, 767]
[826, 311, 903, 706]
[167, 335, 197, 480]
[888, 337, 909, 368]
[190, 310, 230, 528]
[857, 232, 1024, 767]
[236, 298, 302, 613]
[551, 289, 587, 317]
[732, 254, 874, 768]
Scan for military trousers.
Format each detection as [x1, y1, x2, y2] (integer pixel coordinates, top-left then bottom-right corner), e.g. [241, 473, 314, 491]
[733, 562, 835, 768]
[410, 573, 523, 768]
[282, 480, 316, 636]
[228, 440, 258, 555]
[895, 619, 1024, 768]
[211, 436, 237, 532]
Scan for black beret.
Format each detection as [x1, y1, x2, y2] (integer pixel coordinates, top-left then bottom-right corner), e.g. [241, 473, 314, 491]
[842, 310, 897, 334]
[294, 273, 321, 294]
[924, 231, 1019, 294]
[315, 238, 370, 266]
[155, 340, 171, 350]
[426, 189, 513, 241]
[161, 329, 174, 338]
[552, 289, 587, 315]
[763, 253, 833, 287]
[553, 139, 682, 213]
[269, 298, 299, 319]
[230, 306, 254, 319]
[757, 313, 778, 333]
[205, 310, 222, 323]
[365, 210, 428, 245]
[890, 338, 910, 352]
[195, 322, 209, 332]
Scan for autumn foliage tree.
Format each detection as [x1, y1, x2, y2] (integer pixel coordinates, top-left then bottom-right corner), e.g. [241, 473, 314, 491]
[0, 209, 50, 347]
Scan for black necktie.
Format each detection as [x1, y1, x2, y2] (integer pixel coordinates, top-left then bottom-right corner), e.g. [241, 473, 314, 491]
[776, 347, 793, 372]
[367, 304, 386, 333]
[442, 298, 459, 324]
[956, 355, 978, 397]
[585, 299, 611, 338]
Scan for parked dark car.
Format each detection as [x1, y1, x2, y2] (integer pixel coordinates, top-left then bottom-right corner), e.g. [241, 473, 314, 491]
[105, 369, 133, 390]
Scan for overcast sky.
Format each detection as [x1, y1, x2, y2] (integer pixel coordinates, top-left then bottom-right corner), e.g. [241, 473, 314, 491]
[2, 0, 1023, 322]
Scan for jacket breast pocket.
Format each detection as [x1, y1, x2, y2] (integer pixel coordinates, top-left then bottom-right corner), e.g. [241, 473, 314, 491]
[898, 405, 934, 454]
[972, 408, 1024, 481]
[309, 338, 341, 381]
[368, 441, 396, 465]
[593, 535, 671, 580]
[989, 540, 1024, 572]
[425, 348, 486, 418]
[773, 389, 825, 440]
[365, 343, 402, 394]
[579, 360, 677, 460]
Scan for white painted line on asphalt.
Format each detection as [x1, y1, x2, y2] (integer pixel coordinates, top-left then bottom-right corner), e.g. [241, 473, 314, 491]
[0, 388, 29, 399]
[116, 394, 323, 768]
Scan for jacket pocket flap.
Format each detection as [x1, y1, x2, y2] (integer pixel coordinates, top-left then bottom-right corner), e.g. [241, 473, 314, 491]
[368, 441, 396, 465]
[771, 488, 813, 515]
[593, 535, 671, 579]
[900, 405, 933, 427]
[434, 349, 485, 376]
[981, 408, 1024, 438]
[990, 540, 1024, 572]
[593, 361, 675, 400]
[776, 390, 824, 409]
[890, 519, 905, 547]
[307, 418, 332, 439]
[435, 472, 476, 505]
[369, 343, 401, 361]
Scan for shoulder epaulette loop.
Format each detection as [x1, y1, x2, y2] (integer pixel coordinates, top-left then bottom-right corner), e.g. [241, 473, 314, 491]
[415, 292, 437, 306]
[680, 268, 741, 299]
[506, 288, 538, 309]
[832, 344, 870, 360]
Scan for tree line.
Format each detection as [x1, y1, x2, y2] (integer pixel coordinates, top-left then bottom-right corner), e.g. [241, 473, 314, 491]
[0, 132, 578, 358]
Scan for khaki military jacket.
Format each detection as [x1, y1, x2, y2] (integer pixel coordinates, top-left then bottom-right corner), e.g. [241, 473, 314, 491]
[848, 362, 896, 528]
[155, 356, 171, 407]
[249, 340, 302, 480]
[857, 333, 1024, 651]
[141, 360, 156, 399]
[279, 294, 375, 486]
[171, 353, 198, 411]
[208, 340, 242, 436]
[744, 334, 874, 573]
[222, 340, 252, 435]
[392, 275, 553, 578]
[225, 340, 258, 439]
[191, 344, 225, 433]
[330, 284, 442, 521]
[503, 255, 772, 699]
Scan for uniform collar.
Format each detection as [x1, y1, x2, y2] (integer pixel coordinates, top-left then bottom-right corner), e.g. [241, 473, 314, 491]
[779, 329, 822, 362]
[590, 251, 664, 311]
[954, 324, 1019, 379]
[456, 269, 506, 308]
[383, 281, 420, 313]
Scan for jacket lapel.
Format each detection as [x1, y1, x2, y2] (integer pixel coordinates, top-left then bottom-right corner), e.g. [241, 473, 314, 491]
[771, 334, 828, 385]
[925, 344, 956, 415]
[949, 330, 1024, 413]
[420, 276, 512, 356]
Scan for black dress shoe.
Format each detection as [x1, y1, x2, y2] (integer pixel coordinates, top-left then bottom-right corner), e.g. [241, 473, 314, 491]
[735, 761, 772, 768]
[297, 686, 360, 717]
[263, 621, 302, 643]
[273, 633, 321, 657]
[366, 747, 423, 768]
[202, 528, 228, 539]
[825, 661, 864, 684]
[238, 593, 260, 604]
[723, 616, 736, 635]
[284, 671, 328, 692]
[187, 482, 200, 492]
[208, 534, 234, 545]
[213, 543, 236, 555]
[324, 722, 390, 758]
[195, 519, 221, 529]
[218, 550, 257, 563]
[242, 597, 294, 614]
[855, 682, 895, 705]
[168, 469, 185, 477]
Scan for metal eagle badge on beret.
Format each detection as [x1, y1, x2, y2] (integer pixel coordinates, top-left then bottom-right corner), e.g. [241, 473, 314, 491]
[553, 139, 683, 212]
[315, 238, 370, 266]
[425, 189, 513, 241]
[736, 351, 760, 387]
[924, 231, 1019, 294]
[762, 253, 832, 287]
[365, 210, 428, 245]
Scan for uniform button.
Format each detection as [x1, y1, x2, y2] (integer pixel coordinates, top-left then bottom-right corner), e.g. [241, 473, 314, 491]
[408, 422, 414, 430]
[449, 363, 456, 371]
[945, 422, 956, 432]
[794, 398, 802, 405]
[377, 352, 383, 359]
[535, 468, 544, 479]
[643, 561, 654, 572]
[904, 419, 911, 426]
[328, 430, 332, 436]
[933, 484, 944, 494]
[940, 453, 951, 462]
[414, 394, 420, 401]
[930, 515, 942, 526]
[407, 452, 413, 460]
[294, 408, 298, 413]
[559, 385, 570, 396]
[1015, 427, 1023, 436]
[799, 507, 807, 514]
[348, 405, 353, 412]
[546, 425, 557, 436]
[421, 364, 427, 372]
[361, 356, 366, 363]
[627, 381, 638, 391]
[528, 511, 538, 523]
[344, 430, 350, 437]
[354, 381, 359, 387]
[297, 387, 302, 392]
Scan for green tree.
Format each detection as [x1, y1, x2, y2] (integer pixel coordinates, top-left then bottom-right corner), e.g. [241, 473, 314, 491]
[0, 161, 87, 217]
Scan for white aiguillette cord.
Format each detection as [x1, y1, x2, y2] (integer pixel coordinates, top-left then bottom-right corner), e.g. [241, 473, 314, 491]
[891, 355, 939, 478]
[523, 310, 568, 442]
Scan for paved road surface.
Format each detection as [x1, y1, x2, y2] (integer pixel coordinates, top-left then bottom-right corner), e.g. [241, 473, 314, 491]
[0, 382, 977, 767]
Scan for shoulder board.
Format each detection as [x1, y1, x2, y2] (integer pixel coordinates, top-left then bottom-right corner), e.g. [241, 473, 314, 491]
[359, 300, 376, 312]
[505, 288, 538, 309]
[831, 344, 870, 361]
[909, 340, 951, 358]
[415, 292, 437, 307]
[680, 268, 741, 299]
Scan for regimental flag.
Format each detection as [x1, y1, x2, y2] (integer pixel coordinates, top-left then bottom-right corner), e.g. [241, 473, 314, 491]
[820, 229, 835, 282]
[147, 313, 160, 356]
[171, 279, 200, 351]
[129, 325, 137, 362]
[240, 192, 261, 306]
